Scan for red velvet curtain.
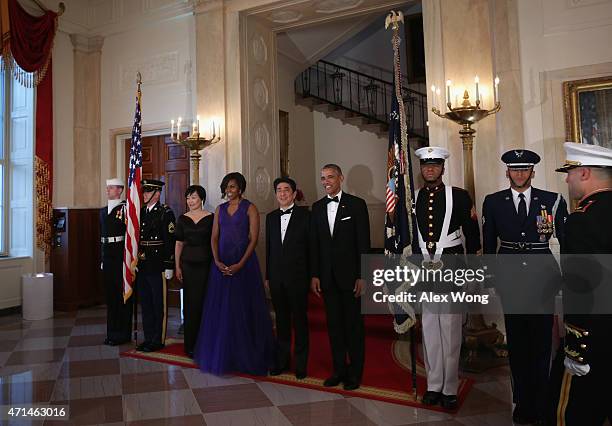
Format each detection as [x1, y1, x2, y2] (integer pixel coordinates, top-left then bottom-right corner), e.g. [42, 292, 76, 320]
[1, 0, 57, 256]
[2, 0, 57, 87]
[36, 64, 53, 256]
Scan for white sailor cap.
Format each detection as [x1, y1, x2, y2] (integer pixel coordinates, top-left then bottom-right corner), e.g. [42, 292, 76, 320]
[106, 178, 125, 187]
[415, 146, 450, 164]
[556, 142, 612, 173]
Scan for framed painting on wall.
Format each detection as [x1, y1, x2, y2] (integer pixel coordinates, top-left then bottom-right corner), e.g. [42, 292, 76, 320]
[563, 76, 612, 149]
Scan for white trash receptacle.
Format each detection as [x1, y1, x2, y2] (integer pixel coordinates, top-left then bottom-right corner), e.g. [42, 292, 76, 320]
[22, 273, 54, 320]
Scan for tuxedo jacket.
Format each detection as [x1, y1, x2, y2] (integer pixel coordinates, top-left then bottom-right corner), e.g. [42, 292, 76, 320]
[310, 192, 370, 288]
[265, 206, 311, 285]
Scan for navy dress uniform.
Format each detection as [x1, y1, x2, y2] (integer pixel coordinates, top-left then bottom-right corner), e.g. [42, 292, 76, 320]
[100, 178, 133, 345]
[136, 179, 176, 352]
[482, 149, 568, 424]
[413, 147, 481, 410]
[552, 142, 612, 425]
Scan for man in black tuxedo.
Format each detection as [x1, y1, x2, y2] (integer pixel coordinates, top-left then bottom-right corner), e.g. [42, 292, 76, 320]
[265, 177, 311, 380]
[310, 164, 370, 391]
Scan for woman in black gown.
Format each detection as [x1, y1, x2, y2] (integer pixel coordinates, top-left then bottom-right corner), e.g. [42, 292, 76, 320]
[174, 185, 214, 357]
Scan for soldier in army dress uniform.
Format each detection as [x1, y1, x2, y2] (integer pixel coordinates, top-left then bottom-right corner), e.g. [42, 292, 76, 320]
[413, 146, 481, 411]
[100, 178, 133, 346]
[136, 179, 176, 352]
[482, 150, 568, 425]
[553, 142, 612, 425]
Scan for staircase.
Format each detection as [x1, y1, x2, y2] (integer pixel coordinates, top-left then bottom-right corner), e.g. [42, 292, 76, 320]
[295, 60, 429, 144]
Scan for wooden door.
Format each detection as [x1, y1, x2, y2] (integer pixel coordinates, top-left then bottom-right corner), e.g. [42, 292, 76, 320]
[125, 134, 189, 308]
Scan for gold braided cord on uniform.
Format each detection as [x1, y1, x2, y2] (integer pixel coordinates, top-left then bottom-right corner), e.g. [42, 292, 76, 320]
[35, 155, 53, 257]
[390, 26, 413, 250]
[556, 370, 572, 426]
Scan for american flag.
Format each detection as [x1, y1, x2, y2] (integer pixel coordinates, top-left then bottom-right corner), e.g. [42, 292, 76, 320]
[122, 85, 143, 302]
[384, 82, 411, 254]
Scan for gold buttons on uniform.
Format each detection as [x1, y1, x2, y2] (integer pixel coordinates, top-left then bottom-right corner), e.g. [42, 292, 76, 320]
[428, 232, 433, 236]
[580, 344, 587, 349]
[429, 207, 433, 211]
[429, 223, 433, 227]
[578, 357, 584, 362]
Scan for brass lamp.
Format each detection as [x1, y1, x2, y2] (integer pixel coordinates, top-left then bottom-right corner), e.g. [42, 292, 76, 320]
[170, 116, 220, 185]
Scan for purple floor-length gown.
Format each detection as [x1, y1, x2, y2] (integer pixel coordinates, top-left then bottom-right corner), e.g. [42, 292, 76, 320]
[193, 198, 274, 375]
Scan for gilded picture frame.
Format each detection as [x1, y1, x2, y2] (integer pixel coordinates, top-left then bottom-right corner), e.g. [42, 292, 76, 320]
[563, 76, 612, 149]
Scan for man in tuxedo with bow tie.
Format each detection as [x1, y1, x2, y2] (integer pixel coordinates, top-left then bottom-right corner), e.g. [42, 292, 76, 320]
[265, 177, 310, 379]
[310, 164, 370, 391]
[482, 149, 568, 424]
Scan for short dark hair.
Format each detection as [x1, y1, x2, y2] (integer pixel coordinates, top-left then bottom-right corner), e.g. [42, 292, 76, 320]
[185, 185, 206, 203]
[220, 172, 247, 197]
[273, 177, 296, 192]
[321, 163, 343, 176]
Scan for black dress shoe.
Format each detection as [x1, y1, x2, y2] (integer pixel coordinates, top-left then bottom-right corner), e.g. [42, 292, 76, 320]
[143, 342, 165, 352]
[323, 375, 344, 387]
[136, 342, 151, 351]
[422, 391, 441, 405]
[343, 379, 360, 391]
[441, 394, 458, 410]
[512, 406, 535, 425]
[295, 370, 307, 380]
[113, 339, 131, 346]
[103, 338, 112, 346]
[269, 367, 287, 376]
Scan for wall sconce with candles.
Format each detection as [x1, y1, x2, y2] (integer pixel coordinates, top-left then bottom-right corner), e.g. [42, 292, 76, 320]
[170, 116, 220, 185]
[430, 76, 501, 202]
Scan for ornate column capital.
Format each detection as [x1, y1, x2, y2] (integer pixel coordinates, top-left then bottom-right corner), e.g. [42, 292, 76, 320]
[70, 34, 104, 54]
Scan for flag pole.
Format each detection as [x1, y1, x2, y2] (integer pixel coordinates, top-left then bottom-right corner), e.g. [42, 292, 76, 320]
[134, 72, 142, 344]
[385, 10, 418, 400]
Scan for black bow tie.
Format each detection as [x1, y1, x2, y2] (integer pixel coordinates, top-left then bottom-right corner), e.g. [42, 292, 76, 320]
[326, 196, 339, 204]
[280, 208, 293, 216]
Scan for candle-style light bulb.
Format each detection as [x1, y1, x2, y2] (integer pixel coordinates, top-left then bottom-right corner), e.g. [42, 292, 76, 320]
[446, 80, 452, 106]
[494, 76, 500, 103]
[474, 76, 480, 103]
[196, 115, 200, 135]
[171, 119, 175, 139]
[430, 85, 436, 109]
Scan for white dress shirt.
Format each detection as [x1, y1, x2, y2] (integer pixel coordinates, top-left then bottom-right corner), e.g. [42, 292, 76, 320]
[327, 191, 343, 236]
[511, 187, 531, 214]
[107, 199, 122, 214]
[147, 202, 159, 213]
[280, 203, 294, 243]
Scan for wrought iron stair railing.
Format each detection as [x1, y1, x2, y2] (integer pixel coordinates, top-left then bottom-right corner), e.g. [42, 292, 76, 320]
[294, 60, 428, 141]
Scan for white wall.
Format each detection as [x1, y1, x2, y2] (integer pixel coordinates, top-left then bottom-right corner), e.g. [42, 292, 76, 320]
[53, 31, 75, 208]
[277, 55, 317, 204]
[313, 110, 387, 248]
[517, 0, 612, 196]
[100, 14, 197, 205]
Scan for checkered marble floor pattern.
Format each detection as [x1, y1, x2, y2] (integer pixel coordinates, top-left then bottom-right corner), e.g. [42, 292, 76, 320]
[0, 306, 516, 425]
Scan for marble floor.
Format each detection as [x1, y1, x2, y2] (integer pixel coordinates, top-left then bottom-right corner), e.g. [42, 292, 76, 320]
[0, 306, 518, 425]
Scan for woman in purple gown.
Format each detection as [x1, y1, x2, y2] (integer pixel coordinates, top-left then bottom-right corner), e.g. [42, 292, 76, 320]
[194, 172, 274, 375]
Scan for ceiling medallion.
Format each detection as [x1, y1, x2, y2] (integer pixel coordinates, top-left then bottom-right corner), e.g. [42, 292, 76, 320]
[315, 0, 364, 14]
[267, 10, 303, 24]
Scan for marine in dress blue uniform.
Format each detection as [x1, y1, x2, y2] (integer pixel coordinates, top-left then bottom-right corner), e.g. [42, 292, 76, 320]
[136, 179, 176, 352]
[414, 147, 481, 411]
[552, 142, 612, 426]
[482, 149, 568, 424]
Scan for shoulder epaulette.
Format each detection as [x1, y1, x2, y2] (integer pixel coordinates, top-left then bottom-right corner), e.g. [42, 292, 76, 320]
[576, 200, 596, 213]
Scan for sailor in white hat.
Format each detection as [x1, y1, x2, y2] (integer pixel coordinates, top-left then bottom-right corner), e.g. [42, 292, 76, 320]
[413, 146, 481, 410]
[101, 178, 132, 346]
[553, 142, 612, 425]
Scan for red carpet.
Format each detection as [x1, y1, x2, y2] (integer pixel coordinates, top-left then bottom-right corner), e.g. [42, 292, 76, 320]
[122, 294, 473, 411]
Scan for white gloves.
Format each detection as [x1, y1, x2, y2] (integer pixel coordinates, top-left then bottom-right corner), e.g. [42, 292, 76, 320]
[564, 357, 590, 376]
[164, 269, 174, 280]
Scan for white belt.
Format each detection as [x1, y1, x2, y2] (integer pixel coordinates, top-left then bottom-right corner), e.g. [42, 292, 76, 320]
[101, 236, 124, 243]
[416, 186, 462, 262]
